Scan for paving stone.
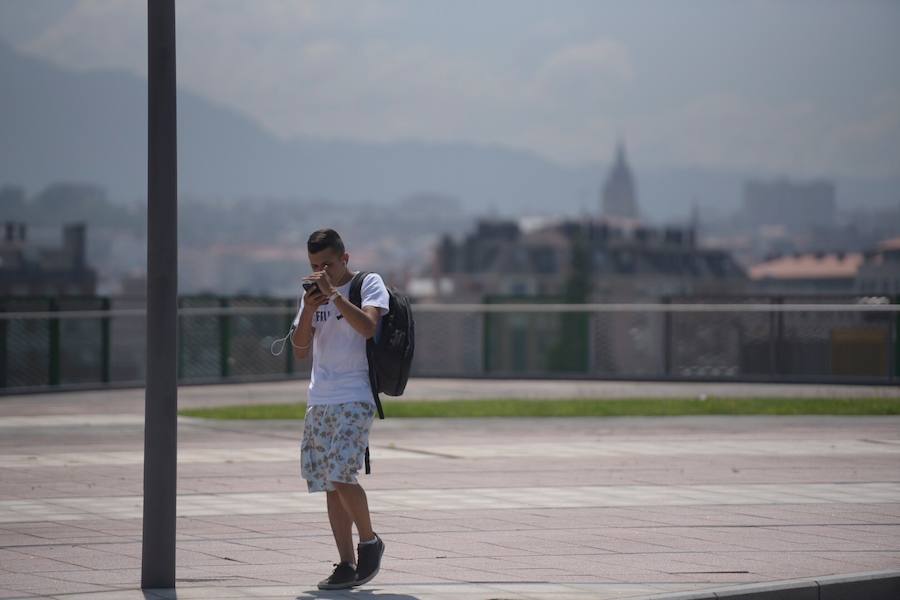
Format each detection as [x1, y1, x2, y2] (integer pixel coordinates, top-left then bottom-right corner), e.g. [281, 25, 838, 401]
[1, 382, 898, 599]
[0, 588, 38, 599]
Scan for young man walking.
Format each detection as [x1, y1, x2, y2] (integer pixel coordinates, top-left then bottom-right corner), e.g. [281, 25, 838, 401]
[291, 228, 388, 590]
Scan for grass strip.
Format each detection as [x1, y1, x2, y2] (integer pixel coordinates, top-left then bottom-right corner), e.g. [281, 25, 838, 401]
[179, 397, 900, 420]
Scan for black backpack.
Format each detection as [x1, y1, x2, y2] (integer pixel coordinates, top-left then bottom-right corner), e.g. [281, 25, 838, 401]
[349, 271, 415, 472]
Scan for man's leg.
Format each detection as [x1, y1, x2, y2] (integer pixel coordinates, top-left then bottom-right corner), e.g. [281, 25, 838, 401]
[331, 481, 375, 542]
[333, 480, 384, 586]
[326, 489, 356, 564]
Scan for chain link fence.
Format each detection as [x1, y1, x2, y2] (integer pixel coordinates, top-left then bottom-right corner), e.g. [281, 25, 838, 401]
[1, 295, 897, 392]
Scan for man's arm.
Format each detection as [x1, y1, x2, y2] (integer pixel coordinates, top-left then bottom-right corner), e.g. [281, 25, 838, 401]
[332, 294, 380, 339]
[303, 268, 384, 340]
[292, 286, 327, 360]
[291, 309, 315, 360]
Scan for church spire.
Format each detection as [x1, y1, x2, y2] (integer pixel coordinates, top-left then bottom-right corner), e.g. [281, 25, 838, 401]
[615, 139, 627, 166]
[601, 140, 640, 220]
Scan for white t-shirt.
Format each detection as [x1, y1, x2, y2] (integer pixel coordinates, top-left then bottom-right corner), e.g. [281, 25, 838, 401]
[293, 272, 390, 406]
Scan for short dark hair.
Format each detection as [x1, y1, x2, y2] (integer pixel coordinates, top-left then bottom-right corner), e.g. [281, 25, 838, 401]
[307, 228, 345, 255]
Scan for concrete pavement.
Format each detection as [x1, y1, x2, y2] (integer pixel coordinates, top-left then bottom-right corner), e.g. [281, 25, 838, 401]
[0, 379, 898, 599]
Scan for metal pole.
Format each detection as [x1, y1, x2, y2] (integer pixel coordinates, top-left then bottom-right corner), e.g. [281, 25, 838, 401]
[662, 296, 672, 376]
[142, 0, 178, 590]
[768, 298, 779, 377]
[0, 301, 6, 389]
[893, 295, 899, 383]
[775, 297, 785, 376]
[285, 299, 294, 376]
[100, 297, 111, 384]
[219, 297, 230, 379]
[48, 298, 60, 386]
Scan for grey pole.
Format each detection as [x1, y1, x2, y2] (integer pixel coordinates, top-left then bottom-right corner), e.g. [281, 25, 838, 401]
[142, 0, 178, 590]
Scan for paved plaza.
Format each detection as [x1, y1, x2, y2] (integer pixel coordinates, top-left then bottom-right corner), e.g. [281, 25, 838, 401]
[0, 379, 898, 599]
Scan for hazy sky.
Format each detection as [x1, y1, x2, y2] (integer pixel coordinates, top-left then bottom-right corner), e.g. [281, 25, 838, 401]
[2, 0, 898, 179]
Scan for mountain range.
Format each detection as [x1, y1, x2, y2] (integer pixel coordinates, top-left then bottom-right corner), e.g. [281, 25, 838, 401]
[2, 39, 896, 222]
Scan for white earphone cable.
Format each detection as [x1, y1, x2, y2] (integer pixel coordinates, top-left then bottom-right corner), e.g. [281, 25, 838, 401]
[270, 284, 306, 356]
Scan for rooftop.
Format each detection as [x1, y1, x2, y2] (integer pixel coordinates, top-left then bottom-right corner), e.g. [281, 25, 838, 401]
[750, 252, 864, 280]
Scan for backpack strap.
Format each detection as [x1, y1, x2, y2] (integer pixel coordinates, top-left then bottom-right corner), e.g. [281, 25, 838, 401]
[349, 271, 385, 419]
[349, 271, 384, 475]
[348, 270, 368, 308]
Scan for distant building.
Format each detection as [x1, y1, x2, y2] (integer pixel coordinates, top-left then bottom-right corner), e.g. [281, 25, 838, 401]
[742, 178, 836, 229]
[0, 222, 96, 296]
[586, 221, 746, 298]
[413, 217, 747, 377]
[420, 217, 745, 301]
[601, 142, 640, 220]
[429, 219, 568, 299]
[856, 237, 900, 296]
[749, 251, 863, 294]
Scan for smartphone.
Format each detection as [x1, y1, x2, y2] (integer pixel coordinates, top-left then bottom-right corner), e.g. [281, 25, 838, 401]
[302, 281, 319, 293]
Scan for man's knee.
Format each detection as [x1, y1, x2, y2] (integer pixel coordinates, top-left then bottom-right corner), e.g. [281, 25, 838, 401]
[332, 481, 367, 497]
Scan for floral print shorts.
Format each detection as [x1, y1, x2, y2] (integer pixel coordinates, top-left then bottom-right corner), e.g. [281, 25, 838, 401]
[300, 401, 376, 493]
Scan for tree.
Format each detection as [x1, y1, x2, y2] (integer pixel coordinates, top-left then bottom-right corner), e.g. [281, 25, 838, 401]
[546, 229, 591, 372]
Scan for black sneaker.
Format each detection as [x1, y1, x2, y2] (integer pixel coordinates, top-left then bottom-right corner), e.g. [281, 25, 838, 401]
[354, 534, 385, 587]
[317, 561, 357, 590]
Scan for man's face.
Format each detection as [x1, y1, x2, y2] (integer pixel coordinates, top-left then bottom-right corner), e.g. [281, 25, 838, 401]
[308, 248, 348, 277]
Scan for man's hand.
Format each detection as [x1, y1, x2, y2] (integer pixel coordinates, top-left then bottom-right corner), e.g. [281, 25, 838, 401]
[302, 284, 329, 310]
[303, 266, 336, 297]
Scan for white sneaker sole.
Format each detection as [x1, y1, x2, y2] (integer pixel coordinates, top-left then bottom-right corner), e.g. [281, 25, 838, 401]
[318, 580, 357, 590]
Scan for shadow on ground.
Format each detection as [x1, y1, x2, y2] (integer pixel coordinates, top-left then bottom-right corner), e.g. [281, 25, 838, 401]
[297, 590, 420, 599]
[142, 590, 420, 599]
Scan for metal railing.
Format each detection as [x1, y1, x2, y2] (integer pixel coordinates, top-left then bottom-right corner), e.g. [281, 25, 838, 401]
[1, 296, 897, 393]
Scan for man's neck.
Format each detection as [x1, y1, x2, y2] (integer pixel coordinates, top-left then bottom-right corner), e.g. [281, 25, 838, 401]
[334, 270, 354, 287]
